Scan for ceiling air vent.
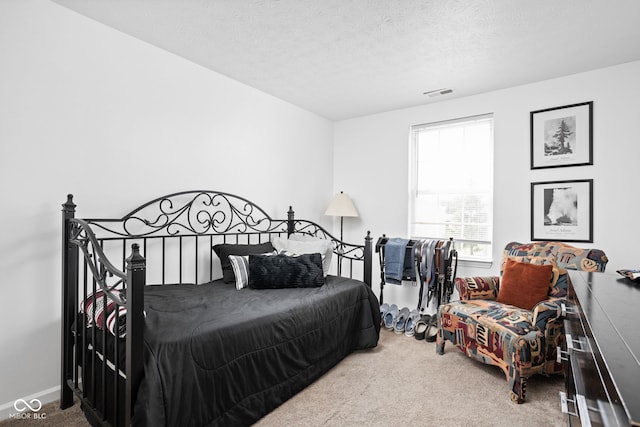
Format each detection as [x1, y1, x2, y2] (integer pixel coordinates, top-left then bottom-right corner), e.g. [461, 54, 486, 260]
[423, 88, 454, 98]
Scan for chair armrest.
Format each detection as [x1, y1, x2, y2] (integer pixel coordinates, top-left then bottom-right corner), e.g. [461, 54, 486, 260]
[455, 276, 499, 301]
[532, 296, 567, 375]
[531, 296, 566, 332]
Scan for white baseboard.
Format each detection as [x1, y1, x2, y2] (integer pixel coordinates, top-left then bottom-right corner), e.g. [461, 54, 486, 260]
[0, 386, 60, 421]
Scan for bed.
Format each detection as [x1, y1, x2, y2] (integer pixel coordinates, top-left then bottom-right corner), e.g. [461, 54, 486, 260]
[60, 190, 380, 426]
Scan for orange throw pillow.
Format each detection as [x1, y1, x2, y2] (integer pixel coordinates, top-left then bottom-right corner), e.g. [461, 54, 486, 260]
[497, 258, 553, 310]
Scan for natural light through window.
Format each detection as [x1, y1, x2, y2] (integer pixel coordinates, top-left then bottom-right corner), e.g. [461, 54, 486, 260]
[410, 114, 494, 262]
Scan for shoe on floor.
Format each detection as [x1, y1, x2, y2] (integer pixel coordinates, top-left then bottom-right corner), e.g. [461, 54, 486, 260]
[413, 315, 431, 340]
[425, 315, 439, 342]
[379, 303, 389, 326]
[383, 304, 399, 330]
[404, 310, 421, 337]
[394, 307, 410, 334]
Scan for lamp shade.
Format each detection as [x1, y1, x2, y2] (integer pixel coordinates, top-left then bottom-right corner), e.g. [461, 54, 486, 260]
[324, 191, 359, 218]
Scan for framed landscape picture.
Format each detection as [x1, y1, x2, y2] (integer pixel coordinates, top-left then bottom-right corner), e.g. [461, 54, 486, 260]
[530, 101, 593, 169]
[531, 179, 593, 243]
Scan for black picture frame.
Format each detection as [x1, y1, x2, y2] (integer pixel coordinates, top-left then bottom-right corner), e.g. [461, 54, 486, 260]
[531, 179, 593, 243]
[530, 101, 593, 169]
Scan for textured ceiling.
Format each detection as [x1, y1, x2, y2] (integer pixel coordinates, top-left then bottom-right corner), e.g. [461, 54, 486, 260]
[52, 0, 640, 120]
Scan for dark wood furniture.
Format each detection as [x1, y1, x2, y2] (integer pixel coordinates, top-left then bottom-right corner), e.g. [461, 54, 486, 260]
[562, 271, 640, 426]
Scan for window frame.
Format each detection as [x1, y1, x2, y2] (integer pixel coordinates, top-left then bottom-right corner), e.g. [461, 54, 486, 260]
[408, 113, 494, 264]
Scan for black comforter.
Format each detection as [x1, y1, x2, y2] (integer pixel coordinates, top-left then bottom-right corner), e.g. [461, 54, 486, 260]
[132, 276, 380, 426]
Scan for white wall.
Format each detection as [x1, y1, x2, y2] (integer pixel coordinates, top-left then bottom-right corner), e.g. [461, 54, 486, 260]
[3, 0, 640, 417]
[335, 60, 640, 311]
[0, 0, 333, 415]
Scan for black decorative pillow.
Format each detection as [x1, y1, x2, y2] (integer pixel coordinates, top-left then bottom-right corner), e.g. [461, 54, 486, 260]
[213, 242, 275, 283]
[248, 253, 324, 289]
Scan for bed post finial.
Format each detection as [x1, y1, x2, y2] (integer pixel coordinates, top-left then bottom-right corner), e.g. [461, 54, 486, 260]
[127, 243, 147, 270]
[287, 206, 295, 236]
[62, 194, 76, 215]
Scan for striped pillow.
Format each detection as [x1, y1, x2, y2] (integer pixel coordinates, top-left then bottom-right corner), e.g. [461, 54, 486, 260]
[106, 306, 127, 338]
[83, 290, 122, 329]
[229, 255, 251, 290]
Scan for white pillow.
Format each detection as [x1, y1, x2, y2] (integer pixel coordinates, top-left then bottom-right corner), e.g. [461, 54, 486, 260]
[271, 235, 333, 276]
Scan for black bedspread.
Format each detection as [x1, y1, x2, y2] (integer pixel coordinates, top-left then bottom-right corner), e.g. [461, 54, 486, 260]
[132, 276, 380, 426]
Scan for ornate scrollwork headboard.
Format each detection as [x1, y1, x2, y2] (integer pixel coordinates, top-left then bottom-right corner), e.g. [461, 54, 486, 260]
[85, 191, 289, 238]
[64, 190, 371, 287]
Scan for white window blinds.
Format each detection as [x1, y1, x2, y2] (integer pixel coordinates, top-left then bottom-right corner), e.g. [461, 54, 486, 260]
[409, 114, 494, 261]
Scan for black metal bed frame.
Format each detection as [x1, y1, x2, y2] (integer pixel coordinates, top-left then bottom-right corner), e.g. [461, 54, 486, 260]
[60, 190, 372, 426]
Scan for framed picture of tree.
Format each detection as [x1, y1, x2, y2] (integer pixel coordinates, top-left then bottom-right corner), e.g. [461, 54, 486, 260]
[530, 101, 593, 169]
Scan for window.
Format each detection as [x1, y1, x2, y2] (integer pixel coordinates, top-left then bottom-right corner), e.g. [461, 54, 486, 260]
[409, 114, 493, 262]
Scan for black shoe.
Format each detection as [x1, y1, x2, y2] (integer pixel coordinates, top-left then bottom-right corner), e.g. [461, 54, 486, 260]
[413, 315, 430, 340]
[425, 315, 439, 342]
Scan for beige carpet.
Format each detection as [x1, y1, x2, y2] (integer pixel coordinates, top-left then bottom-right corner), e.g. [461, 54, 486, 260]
[256, 330, 565, 427]
[1, 330, 565, 426]
[0, 400, 87, 427]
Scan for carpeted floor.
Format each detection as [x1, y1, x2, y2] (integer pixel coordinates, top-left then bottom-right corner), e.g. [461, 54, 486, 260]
[0, 399, 87, 427]
[256, 330, 565, 427]
[1, 329, 565, 426]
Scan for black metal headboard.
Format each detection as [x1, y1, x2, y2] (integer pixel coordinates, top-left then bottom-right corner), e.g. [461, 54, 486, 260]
[64, 190, 371, 284]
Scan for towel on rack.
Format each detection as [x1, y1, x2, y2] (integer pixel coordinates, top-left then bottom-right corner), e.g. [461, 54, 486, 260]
[385, 238, 410, 285]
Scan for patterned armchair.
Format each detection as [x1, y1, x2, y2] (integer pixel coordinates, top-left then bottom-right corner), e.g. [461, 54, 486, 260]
[435, 241, 608, 403]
